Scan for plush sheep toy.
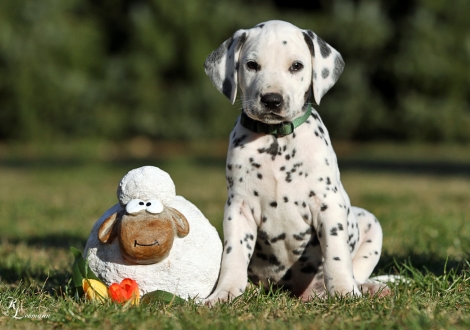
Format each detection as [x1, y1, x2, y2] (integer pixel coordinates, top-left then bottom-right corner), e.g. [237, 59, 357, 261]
[84, 166, 222, 300]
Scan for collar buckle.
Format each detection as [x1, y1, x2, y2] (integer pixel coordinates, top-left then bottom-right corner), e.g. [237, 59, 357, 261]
[275, 121, 295, 137]
[240, 105, 312, 136]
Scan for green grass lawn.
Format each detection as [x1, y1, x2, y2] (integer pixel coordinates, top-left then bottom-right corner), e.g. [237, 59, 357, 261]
[0, 140, 469, 329]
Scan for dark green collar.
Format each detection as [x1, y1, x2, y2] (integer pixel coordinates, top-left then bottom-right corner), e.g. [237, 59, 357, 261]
[240, 105, 312, 136]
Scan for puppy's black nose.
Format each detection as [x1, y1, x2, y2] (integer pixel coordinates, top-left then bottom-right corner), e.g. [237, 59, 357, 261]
[261, 93, 283, 111]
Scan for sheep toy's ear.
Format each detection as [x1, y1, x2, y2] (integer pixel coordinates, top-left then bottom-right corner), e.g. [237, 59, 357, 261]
[167, 208, 190, 238]
[98, 212, 120, 243]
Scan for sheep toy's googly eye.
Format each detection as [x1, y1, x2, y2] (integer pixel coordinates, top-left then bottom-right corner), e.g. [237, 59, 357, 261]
[145, 199, 164, 214]
[126, 199, 147, 214]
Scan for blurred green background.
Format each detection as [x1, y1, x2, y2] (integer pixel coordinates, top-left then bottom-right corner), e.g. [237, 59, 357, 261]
[1, 0, 469, 142]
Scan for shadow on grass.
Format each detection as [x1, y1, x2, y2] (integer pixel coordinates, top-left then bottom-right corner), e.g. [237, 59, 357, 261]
[0, 158, 88, 169]
[1, 156, 469, 176]
[0, 234, 88, 293]
[376, 251, 468, 276]
[338, 159, 470, 176]
[110, 156, 226, 170]
[3, 233, 88, 250]
[0, 264, 72, 294]
[1, 237, 467, 294]
[0, 156, 227, 172]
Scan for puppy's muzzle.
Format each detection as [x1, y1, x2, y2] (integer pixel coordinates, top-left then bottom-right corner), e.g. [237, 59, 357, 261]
[261, 93, 284, 112]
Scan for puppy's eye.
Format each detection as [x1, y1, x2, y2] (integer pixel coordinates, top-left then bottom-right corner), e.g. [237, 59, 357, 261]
[290, 61, 304, 72]
[246, 60, 260, 71]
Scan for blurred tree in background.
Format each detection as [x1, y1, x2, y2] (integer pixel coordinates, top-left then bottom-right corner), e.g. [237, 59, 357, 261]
[0, 0, 469, 142]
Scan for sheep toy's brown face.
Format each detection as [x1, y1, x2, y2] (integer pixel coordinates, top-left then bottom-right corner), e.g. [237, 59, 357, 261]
[98, 200, 190, 265]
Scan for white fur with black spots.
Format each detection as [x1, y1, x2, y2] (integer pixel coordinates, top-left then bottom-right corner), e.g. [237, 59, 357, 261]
[204, 20, 390, 304]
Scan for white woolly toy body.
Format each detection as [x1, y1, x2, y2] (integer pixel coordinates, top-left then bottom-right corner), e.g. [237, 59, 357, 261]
[84, 166, 222, 300]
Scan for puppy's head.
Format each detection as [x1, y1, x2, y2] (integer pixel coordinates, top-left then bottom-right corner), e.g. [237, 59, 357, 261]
[205, 20, 344, 124]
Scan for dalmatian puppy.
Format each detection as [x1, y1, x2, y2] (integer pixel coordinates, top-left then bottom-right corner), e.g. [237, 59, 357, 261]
[204, 20, 389, 303]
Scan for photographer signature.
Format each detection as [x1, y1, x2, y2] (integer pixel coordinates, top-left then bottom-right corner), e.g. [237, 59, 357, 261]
[2, 297, 50, 320]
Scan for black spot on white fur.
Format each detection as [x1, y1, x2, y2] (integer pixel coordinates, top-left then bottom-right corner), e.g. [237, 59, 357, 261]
[258, 137, 279, 160]
[210, 23, 385, 302]
[270, 233, 286, 243]
[268, 254, 281, 266]
[226, 37, 235, 51]
[233, 134, 247, 147]
[222, 78, 232, 99]
[236, 33, 247, 52]
[281, 269, 292, 281]
[316, 36, 331, 58]
[302, 32, 315, 58]
[332, 55, 345, 82]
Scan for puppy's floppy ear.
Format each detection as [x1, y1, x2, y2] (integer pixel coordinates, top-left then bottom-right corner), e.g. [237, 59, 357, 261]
[302, 30, 345, 105]
[98, 212, 120, 243]
[204, 29, 248, 104]
[167, 207, 190, 238]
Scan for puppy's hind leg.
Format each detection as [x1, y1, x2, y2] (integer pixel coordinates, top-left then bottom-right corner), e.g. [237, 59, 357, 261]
[351, 207, 390, 297]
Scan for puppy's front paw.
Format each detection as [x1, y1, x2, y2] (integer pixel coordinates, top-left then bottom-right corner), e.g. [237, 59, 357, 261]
[359, 282, 391, 297]
[204, 289, 242, 307]
[328, 282, 362, 298]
